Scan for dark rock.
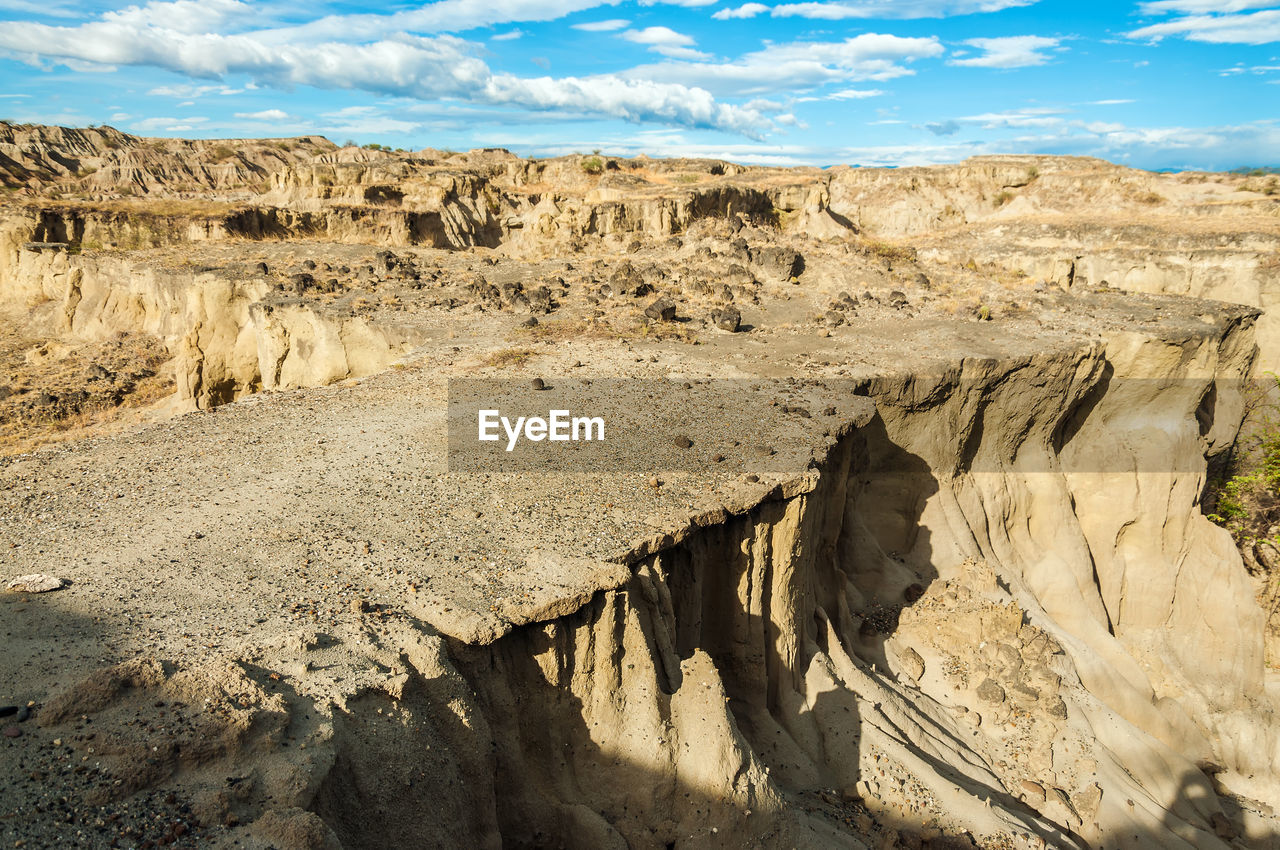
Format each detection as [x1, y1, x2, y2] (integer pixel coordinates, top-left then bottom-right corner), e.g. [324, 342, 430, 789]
[0, 706, 15, 718]
[610, 262, 644, 295]
[644, 297, 677, 321]
[673, 435, 693, 449]
[254, 262, 269, 275]
[15, 706, 29, 723]
[823, 310, 844, 327]
[748, 245, 803, 280]
[302, 259, 316, 271]
[889, 290, 908, 307]
[822, 406, 837, 416]
[530, 378, 546, 391]
[86, 363, 112, 381]
[2, 726, 20, 738]
[914, 272, 931, 289]
[520, 317, 539, 328]
[727, 214, 743, 234]
[712, 306, 741, 332]
[904, 582, 925, 603]
[289, 272, 314, 294]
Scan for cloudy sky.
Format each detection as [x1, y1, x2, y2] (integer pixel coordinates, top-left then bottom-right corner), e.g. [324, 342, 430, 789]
[0, 0, 1276, 169]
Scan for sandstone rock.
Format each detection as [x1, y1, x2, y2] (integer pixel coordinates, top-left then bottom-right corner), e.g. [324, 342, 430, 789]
[976, 678, 1005, 704]
[898, 646, 925, 682]
[6, 575, 67, 593]
[1019, 780, 1046, 804]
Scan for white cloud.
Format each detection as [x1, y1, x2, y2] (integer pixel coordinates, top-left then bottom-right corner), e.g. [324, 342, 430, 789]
[948, 35, 1062, 68]
[625, 33, 944, 96]
[620, 26, 711, 59]
[102, 0, 249, 35]
[827, 87, 885, 98]
[148, 83, 243, 97]
[132, 115, 209, 130]
[1138, 0, 1276, 13]
[235, 108, 291, 120]
[712, 3, 769, 19]
[0, 16, 769, 136]
[571, 18, 630, 31]
[491, 29, 525, 40]
[710, 0, 1037, 20]
[621, 26, 696, 47]
[958, 106, 1066, 127]
[1128, 9, 1280, 44]
[1091, 98, 1135, 104]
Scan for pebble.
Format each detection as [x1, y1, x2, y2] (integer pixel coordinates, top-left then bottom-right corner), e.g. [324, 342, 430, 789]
[530, 377, 546, 390]
[672, 435, 693, 449]
[3, 725, 21, 738]
[15, 705, 29, 722]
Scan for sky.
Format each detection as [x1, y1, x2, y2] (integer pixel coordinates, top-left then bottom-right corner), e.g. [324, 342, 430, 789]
[0, 0, 1276, 170]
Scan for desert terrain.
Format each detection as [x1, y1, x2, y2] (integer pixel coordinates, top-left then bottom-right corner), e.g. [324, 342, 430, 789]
[1, 121, 1279, 849]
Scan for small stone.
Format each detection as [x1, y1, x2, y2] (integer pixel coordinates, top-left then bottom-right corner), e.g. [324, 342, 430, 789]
[15, 706, 29, 723]
[648, 476, 662, 488]
[5, 575, 67, 593]
[530, 377, 546, 390]
[712, 453, 725, 463]
[351, 599, 368, 615]
[521, 316, 539, 328]
[744, 474, 759, 483]
[673, 435, 693, 449]
[903, 582, 925, 603]
[2, 726, 20, 738]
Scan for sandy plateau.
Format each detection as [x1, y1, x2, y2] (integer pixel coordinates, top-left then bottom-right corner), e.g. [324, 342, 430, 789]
[1, 122, 1280, 849]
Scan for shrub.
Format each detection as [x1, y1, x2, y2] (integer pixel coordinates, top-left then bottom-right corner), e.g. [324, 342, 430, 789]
[993, 190, 1014, 207]
[1207, 373, 1280, 546]
[581, 156, 604, 175]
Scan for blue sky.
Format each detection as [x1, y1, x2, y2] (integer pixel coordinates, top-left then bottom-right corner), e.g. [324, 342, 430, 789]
[0, 0, 1276, 169]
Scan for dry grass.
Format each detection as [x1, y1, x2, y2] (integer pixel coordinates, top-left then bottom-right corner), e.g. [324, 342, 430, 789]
[481, 347, 537, 368]
[859, 238, 916, 263]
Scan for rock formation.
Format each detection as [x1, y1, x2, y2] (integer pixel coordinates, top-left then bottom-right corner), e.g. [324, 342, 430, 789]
[1, 123, 1278, 849]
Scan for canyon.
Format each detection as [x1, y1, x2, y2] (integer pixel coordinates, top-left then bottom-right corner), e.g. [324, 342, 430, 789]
[1, 122, 1279, 849]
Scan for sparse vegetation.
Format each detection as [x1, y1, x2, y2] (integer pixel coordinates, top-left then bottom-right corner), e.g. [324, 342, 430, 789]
[993, 190, 1014, 207]
[482, 347, 537, 368]
[581, 156, 604, 175]
[860, 238, 916, 263]
[1208, 374, 1280, 546]
[211, 145, 236, 163]
[1026, 165, 1040, 180]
